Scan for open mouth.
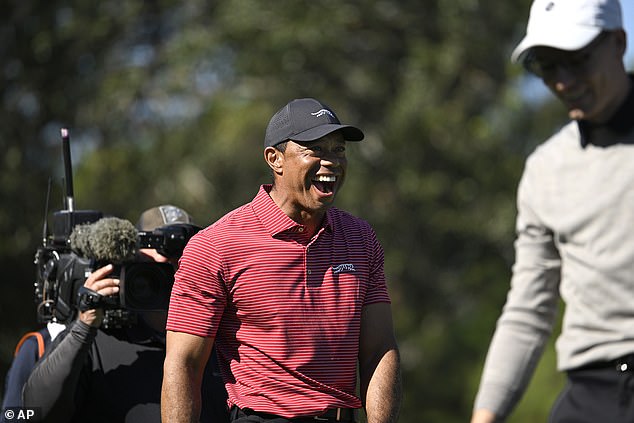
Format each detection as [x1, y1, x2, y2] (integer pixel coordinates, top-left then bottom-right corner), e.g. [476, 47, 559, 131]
[312, 174, 337, 195]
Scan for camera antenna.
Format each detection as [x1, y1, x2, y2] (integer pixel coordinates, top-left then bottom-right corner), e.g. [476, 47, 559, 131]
[61, 128, 74, 212]
[41, 177, 52, 246]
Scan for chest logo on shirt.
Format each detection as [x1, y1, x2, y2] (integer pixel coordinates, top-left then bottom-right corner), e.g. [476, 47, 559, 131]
[332, 263, 356, 274]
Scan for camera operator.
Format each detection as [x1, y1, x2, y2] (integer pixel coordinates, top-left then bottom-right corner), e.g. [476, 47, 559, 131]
[22, 205, 229, 423]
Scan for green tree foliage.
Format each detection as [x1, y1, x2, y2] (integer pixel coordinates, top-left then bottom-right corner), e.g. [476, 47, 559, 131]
[1, 0, 572, 420]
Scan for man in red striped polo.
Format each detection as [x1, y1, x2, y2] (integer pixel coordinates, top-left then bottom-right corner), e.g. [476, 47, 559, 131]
[162, 98, 401, 423]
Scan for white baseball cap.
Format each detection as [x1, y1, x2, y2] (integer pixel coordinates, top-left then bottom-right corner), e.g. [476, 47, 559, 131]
[511, 0, 623, 63]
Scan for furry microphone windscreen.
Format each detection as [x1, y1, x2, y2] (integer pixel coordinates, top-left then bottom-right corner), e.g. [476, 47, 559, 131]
[70, 217, 138, 263]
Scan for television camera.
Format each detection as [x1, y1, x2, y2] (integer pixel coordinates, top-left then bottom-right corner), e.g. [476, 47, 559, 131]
[34, 128, 200, 327]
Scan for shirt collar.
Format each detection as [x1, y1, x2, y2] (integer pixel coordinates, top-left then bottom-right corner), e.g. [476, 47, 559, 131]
[251, 184, 334, 238]
[578, 74, 634, 147]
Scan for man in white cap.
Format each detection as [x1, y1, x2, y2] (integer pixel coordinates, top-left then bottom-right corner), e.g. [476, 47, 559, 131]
[471, 0, 633, 422]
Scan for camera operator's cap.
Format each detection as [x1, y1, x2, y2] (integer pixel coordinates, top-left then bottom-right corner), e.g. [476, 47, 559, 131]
[511, 0, 622, 63]
[264, 98, 364, 148]
[136, 205, 194, 231]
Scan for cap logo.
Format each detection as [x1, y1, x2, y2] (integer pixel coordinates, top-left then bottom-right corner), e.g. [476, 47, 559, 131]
[311, 109, 335, 119]
[545, 1, 554, 11]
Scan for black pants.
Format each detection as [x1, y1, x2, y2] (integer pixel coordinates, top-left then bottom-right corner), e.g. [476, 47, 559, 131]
[229, 406, 356, 423]
[549, 366, 634, 423]
[229, 406, 293, 423]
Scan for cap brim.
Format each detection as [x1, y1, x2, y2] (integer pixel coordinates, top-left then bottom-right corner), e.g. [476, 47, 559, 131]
[291, 124, 364, 142]
[511, 26, 601, 63]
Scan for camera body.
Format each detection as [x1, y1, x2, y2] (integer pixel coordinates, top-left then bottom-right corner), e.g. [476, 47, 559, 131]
[34, 210, 199, 326]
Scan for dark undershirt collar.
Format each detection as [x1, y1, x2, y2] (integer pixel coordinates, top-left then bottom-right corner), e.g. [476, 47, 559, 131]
[578, 74, 634, 147]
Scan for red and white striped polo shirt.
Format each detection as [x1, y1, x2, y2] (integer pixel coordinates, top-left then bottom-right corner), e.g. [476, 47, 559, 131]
[166, 184, 391, 418]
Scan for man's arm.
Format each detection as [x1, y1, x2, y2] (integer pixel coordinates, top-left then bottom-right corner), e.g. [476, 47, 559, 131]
[162, 331, 215, 423]
[471, 161, 561, 422]
[22, 321, 96, 422]
[471, 409, 499, 423]
[22, 264, 117, 422]
[359, 302, 401, 423]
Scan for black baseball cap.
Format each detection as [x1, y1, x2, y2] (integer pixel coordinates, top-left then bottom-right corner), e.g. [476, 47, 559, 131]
[264, 98, 364, 148]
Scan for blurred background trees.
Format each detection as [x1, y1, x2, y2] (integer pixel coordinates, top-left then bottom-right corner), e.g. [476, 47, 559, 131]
[4, 0, 630, 421]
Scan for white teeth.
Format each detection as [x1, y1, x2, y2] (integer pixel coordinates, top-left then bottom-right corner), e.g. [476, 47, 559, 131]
[314, 175, 336, 182]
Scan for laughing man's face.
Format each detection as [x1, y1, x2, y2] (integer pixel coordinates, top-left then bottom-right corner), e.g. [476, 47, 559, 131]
[279, 131, 347, 216]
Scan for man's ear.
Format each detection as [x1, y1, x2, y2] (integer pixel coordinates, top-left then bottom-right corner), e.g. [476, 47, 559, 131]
[264, 146, 283, 175]
[613, 29, 627, 57]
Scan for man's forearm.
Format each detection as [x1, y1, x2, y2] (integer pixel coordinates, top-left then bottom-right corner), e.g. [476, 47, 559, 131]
[363, 348, 402, 423]
[161, 361, 203, 423]
[471, 409, 499, 423]
[23, 321, 96, 421]
[162, 331, 214, 423]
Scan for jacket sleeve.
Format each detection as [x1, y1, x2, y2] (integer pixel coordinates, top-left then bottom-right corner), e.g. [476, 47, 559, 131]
[473, 157, 562, 418]
[22, 321, 97, 423]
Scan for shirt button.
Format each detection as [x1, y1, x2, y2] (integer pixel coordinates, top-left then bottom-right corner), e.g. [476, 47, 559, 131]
[298, 227, 304, 232]
[307, 270, 312, 275]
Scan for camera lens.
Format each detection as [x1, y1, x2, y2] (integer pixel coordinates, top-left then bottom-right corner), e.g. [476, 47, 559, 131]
[120, 263, 174, 311]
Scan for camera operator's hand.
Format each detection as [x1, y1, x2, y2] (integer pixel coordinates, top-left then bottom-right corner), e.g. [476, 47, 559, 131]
[78, 264, 120, 328]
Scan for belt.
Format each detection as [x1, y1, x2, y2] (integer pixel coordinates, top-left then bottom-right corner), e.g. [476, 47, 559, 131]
[575, 354, 634, 372]
[230, 406, 356, 422]
[314, 408, 356, 422]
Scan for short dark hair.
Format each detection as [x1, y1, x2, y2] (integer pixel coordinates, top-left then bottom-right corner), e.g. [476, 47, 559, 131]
[274, 141, 288, 152]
